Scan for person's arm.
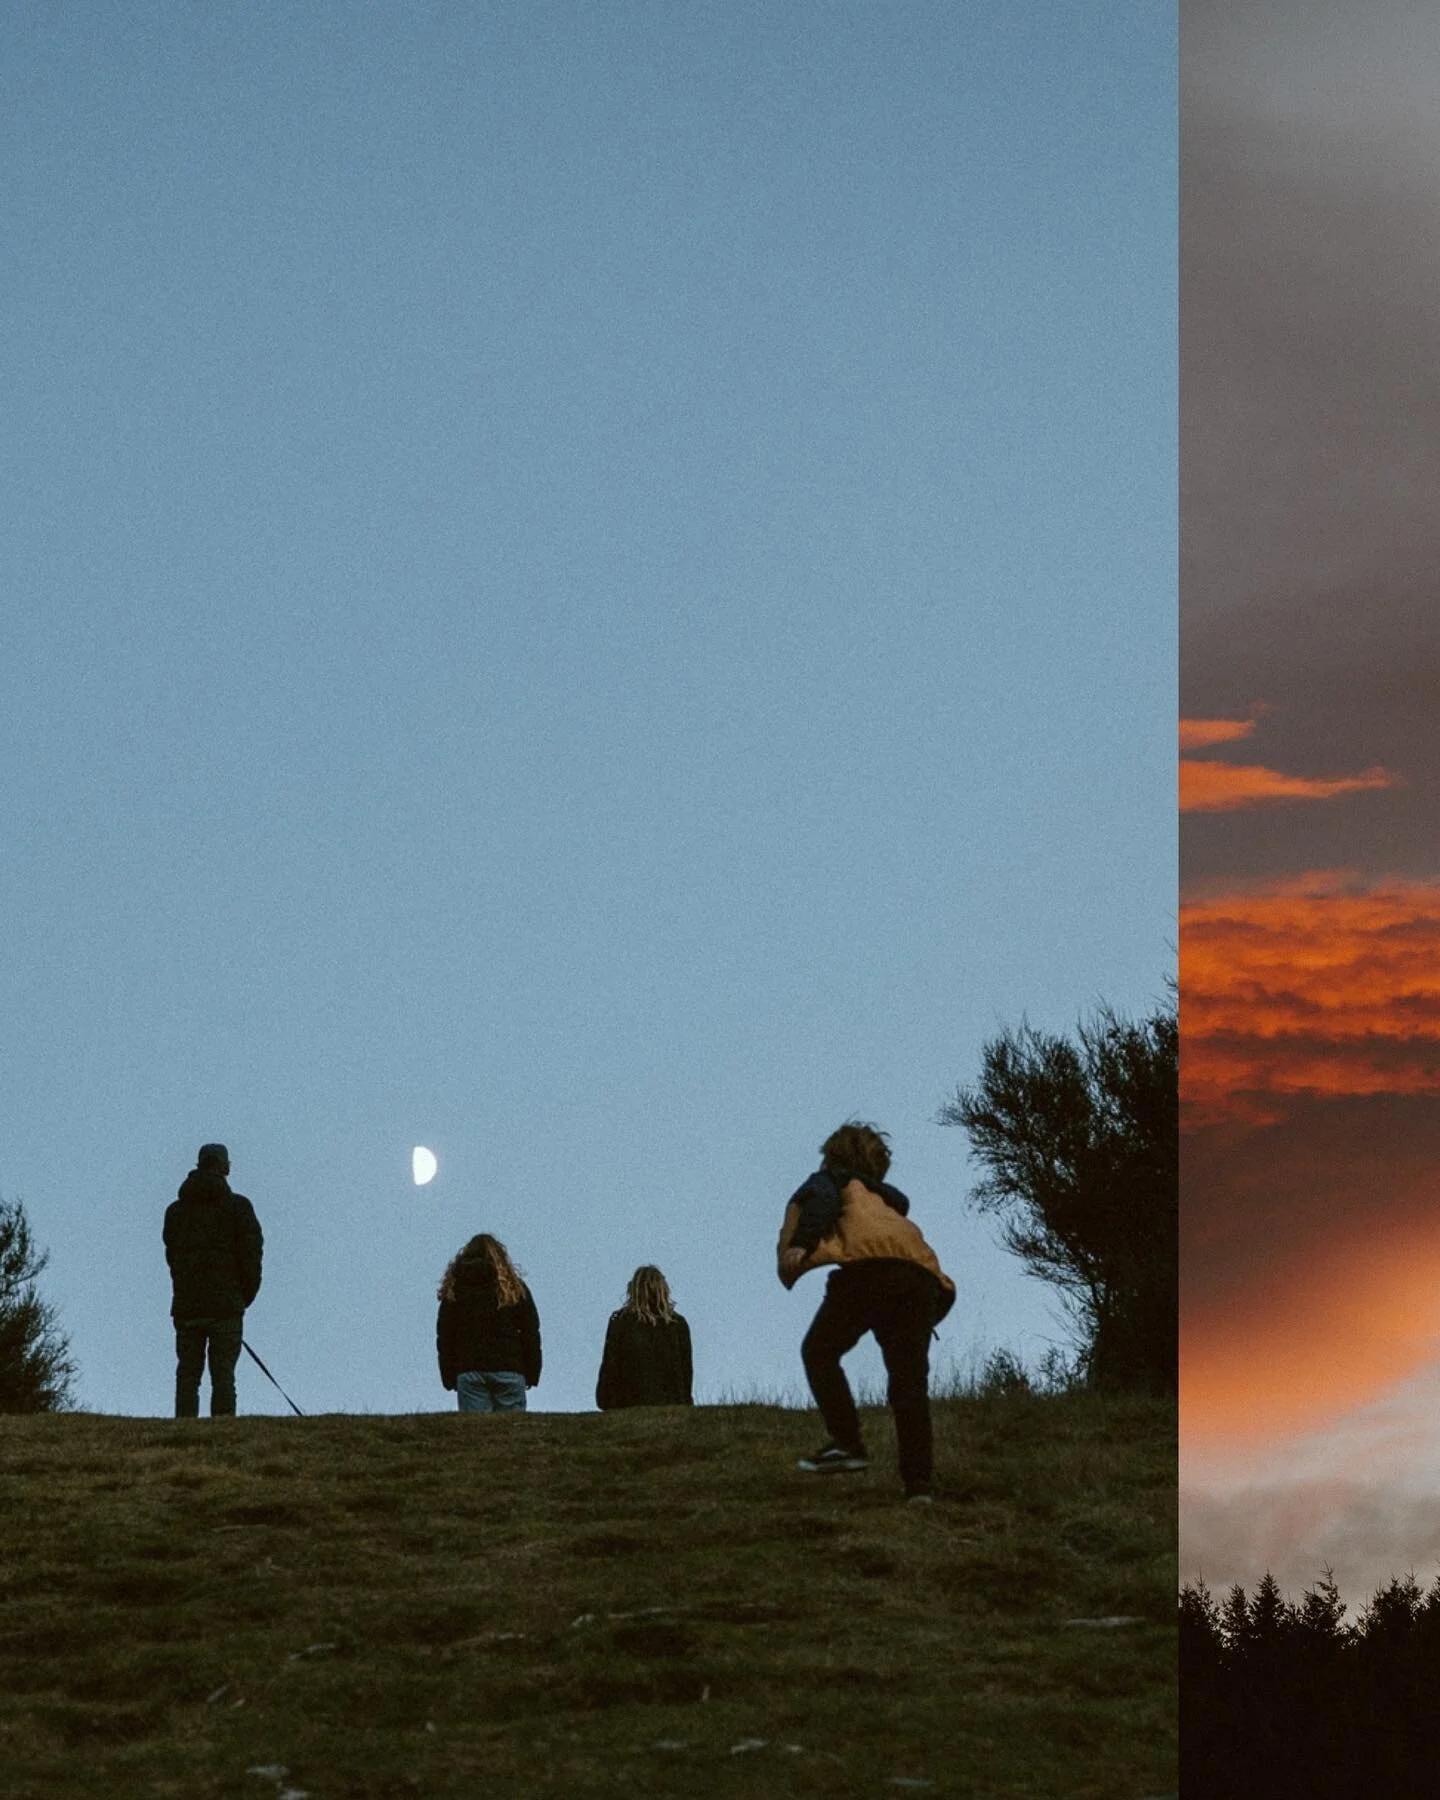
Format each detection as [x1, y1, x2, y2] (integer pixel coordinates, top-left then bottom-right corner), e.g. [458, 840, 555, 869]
[788, 1171, 844, 1253]
[437, 1300, 457, 1390]
[777, 1171, 843, 1286]
[522, 1287, 542, 1388]
[595, 1314, 621, 1410]
[678, 1316, 693, 1406]
[235, 1199, 263, 1307]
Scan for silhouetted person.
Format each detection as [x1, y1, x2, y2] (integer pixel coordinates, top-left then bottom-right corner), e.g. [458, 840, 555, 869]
[778, 1121, 955, 1501]
[595, 1266, 694, 1410]
[436, 1234, 541, 1412]
[164, 1143, 263, 1418]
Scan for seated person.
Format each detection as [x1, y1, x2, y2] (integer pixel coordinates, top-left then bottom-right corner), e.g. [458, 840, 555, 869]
[595, 1266, 693, 1409]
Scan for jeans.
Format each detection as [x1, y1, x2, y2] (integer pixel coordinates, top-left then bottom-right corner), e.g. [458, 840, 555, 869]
[801, 1262, 938, 1490]
[457, 1369, 528, 1413]
[175, 1316, 244, 1417]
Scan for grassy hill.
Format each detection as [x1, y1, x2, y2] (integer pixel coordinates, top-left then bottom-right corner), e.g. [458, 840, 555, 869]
[0, 1392, 1175, 1799]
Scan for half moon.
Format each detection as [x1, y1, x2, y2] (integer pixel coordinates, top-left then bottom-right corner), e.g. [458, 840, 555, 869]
[412, 1146, 438, 1186]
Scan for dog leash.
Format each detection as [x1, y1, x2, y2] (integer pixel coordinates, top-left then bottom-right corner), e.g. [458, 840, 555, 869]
[242, 1340, 305, 1416]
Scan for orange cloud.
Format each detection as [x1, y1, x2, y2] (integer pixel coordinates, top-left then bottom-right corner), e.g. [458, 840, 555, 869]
[1180, 759, 1395, 813]
[1177, 713, 1397, 813]
[1179, 717, 1256, 752]
[1181, 876, 1440, 1126]
[1183, 871, 1440, 1455]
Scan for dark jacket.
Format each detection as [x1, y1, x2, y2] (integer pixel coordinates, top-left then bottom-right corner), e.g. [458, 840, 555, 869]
[778, 1167, 955, 1321]
[595, 1311, 693, 1410]
[436, 1261, 542, 1390]
[163, 1170, 263, 1321]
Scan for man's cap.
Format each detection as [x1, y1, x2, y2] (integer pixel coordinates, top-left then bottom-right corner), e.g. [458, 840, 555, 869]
[197, 1143, 230, 1169]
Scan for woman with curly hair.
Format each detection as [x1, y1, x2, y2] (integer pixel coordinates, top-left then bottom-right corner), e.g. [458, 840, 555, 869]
[777, 1121, 955, 1502]
[436, 1234, 541, 1412]
[595, 1265, 693, 1410]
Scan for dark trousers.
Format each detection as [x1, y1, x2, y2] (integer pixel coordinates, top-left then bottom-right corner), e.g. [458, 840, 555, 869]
[175, 1316, 244, 1417]
[801, 1262, 937, 1490]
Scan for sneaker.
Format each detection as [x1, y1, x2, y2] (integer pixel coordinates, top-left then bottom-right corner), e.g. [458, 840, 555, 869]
[905, 1488, 936, 1506]
[797, 1443, 869, 1474]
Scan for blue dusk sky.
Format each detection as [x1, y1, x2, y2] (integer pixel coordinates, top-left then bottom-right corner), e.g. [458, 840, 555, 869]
[3, 2, 1175, 1417]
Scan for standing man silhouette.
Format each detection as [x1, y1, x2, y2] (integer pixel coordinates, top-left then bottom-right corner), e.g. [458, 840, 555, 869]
[164, 1143, 263, 1417]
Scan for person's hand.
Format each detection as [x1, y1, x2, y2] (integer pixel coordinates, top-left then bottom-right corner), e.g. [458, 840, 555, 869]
[779, 1248, 807, 1288]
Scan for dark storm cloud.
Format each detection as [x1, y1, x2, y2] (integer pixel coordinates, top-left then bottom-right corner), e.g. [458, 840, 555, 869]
[1182, 0, 1440, 885]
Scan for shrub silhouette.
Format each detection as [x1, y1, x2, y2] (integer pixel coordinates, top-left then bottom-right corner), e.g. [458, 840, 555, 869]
[940, 992, 1177, 1393]
[0, 1196, 76, 1413]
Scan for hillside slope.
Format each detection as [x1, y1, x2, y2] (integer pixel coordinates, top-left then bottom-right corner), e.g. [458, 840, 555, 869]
[0, 1394, 1175, 1798]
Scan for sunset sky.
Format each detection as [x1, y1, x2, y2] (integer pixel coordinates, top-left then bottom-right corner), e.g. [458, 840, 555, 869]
[1182, 0, 1440, 1596]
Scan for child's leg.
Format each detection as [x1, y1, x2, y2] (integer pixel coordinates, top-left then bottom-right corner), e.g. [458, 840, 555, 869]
[873, 1268, 938, 1492]
[801, 1273, 873, 1452]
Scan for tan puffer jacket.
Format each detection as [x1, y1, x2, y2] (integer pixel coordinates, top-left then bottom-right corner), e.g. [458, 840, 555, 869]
[777, 1177, 956, 1309]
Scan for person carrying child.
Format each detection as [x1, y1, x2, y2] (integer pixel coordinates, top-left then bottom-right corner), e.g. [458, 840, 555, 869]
[595, 1265, 693, 1409]
[436, 1234, 541, 1412]
[777, 1121, 955, 1502]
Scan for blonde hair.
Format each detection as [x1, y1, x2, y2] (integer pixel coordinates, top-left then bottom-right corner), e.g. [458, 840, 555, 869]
[819, 1120, 891, 1184]
[621, 1265, 676, 1326]
[439, 1233, 525, 1307]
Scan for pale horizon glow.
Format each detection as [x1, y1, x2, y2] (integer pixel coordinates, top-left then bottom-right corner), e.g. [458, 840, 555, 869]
[1181, 1363, 1440, 1598]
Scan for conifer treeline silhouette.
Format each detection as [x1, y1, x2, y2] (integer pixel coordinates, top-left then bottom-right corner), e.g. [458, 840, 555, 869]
[1181, 1568, 1440, 1797]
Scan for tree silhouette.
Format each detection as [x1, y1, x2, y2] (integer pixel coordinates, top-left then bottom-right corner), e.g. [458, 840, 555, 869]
[1180, 1567, 1440, 1798]
[1293, 1566, 1346, 1649]
[0, 1196, 76, 1413]
[938, 993, 1176, 1391]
